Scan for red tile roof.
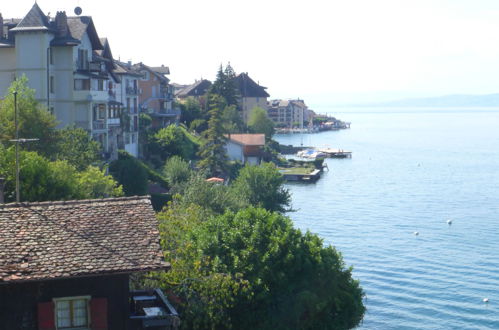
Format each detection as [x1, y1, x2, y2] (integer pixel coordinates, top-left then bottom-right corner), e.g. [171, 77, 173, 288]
[227, 134, 265, 146]
[0, 196, 168, 283]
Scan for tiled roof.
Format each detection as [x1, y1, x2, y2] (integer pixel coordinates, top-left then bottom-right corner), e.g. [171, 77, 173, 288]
[227, 134, 265, 146]
[151, 65, 170, 75]
[234, 73, 270, 98]
[177, 79, 212, 97]
[10, 3, 51, 32]
[0, 196, 168, 283]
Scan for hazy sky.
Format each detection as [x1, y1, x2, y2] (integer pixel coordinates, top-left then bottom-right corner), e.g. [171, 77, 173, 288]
[3, 0, 499, 105]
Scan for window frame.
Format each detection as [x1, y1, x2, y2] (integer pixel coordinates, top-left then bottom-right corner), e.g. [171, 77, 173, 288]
[52, 295, 91, 330]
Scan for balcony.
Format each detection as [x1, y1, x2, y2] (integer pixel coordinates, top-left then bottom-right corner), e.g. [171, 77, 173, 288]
[92, 121, 106, 130]
[107, 118, 120, 126]
[89, 61, 101, 72]
[126, 87, 138, 95]
[129, 289, 180, 329]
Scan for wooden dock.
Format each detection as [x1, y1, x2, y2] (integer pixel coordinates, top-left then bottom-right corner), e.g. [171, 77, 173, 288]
[317, 148, 352, 158]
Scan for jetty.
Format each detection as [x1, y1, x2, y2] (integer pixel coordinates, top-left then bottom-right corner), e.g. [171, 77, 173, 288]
[280, 168, 322, 182]
[317, 148, 352, 158]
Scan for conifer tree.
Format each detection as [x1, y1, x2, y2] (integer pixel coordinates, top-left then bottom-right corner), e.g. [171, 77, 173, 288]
[209, 63, 239, 107]
[197, 95, 229, 177]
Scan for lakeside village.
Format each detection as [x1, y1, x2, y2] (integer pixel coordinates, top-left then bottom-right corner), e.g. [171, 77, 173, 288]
[0, 4, 364, 330]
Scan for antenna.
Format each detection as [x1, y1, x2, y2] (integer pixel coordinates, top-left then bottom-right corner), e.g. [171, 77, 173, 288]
[74, 7, 82, 16]
[9, 89, 39, 203]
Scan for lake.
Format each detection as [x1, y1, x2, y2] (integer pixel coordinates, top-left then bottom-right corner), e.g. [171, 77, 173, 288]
[274, 107, 499, 329]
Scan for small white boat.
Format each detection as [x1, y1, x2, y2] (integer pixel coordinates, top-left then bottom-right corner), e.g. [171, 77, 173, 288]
[296, 149, 327, 159]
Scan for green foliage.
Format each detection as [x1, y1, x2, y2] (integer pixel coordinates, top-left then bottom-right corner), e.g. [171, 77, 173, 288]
[221, 105, 244, 133]
[197, 95, 229, 177]
[0, 145, 122, 202]
[189, 119, 208, 133]
[153, 125, 199, 161]
[231, 163, 291, 213]
[179, 174, 246, 215]
[149, 205, 365, 329]
[180, 97, 203, 127]
[210, 63, 239, 107]
[0, 76, 59, 157]
[76, 166, 123, 198]
[162, 156, 192, 188]
[247, 106, 275, 141]
[109, 151, 149, 196]
[55, 126, 101, 170]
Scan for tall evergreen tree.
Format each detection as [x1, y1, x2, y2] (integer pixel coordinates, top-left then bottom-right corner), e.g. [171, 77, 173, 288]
[197, 95, 229, 177]
[209, 63, 239, 107]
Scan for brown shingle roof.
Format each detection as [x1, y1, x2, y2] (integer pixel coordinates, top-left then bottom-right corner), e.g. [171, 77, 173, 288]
[228, 134, 265, 146]
[0, 196, 168, 283]
[234, 73, 270, 98]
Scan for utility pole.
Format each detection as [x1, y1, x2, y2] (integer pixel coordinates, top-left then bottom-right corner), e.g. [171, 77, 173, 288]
[9, 89, 39, 203]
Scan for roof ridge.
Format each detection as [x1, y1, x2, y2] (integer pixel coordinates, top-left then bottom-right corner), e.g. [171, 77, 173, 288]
[0, 195, 150, 209]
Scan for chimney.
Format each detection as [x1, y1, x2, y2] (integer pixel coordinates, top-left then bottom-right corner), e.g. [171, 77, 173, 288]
[55, 11, 69, 37]
[0, 177, 5, 204]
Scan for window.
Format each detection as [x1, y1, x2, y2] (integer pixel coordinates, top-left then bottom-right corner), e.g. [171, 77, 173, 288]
[141, 71, 149, 81]
[50, 76, 55, 94]
[74, 79, 90, 91]
[54, 296, 89, 329]
[77, 49, 88, 70]
[50, 107, 55, 115]
[97, 79, 104, 91]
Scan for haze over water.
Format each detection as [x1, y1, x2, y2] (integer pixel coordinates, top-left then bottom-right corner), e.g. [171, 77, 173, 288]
[275, 107, 499, 329]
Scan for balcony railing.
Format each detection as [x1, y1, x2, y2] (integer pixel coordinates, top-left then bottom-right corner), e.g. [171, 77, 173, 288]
[126, 87, 138, 95]
[92, 121, 106, 130]
[107, 118, 120, 126]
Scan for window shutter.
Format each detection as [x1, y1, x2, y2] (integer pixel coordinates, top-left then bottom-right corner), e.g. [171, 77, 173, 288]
[37, 302, 55, 330]
[90, 298, 108, 330]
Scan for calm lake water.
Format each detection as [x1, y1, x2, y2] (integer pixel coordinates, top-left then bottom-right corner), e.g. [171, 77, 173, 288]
[275, 107, 499, 329]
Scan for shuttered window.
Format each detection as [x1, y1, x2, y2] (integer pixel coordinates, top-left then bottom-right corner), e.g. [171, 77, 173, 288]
[54, 296, 89, 328]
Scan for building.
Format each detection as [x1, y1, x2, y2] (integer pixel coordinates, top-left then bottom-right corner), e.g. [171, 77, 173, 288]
[233, 72, 270, 123]
[0, 4, 142, 159]
[113, 60, 141, 157]
[133, 62, 179, 129]
[267, 99, 309, 128]
[0, 196, 178, 329]
[225, 133, 265, 165]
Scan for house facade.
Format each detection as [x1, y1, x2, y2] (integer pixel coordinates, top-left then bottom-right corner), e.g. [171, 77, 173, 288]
[0, 4, 140, 159]
[234, 72, 270, 123]
[0, 196, 176, 329]
[134, 63, 179, 129]
[267, 99, 308, 128]
[225, 133, 265, 165]
[113, 60, 141, 157]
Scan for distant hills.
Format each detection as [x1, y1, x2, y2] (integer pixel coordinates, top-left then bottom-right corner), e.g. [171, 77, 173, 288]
[350, 94, 499, 107]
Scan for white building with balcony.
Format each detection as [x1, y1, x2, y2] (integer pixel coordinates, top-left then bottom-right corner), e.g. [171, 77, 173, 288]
[0, 4, 127, 159]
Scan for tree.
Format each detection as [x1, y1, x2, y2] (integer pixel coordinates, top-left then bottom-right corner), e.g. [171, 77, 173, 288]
[109, 151, 149, 196]
[149, 206, 365, 329]
[162, 155, 192, 189]
[221, 104, 244, 133]
[248, 106, 275, 141]
[231, 162, 291, 213]
[76, 166, 123, 198]
[153, 125, 198, 161]
[55, 126, 101, 170]
[179, 97, 203, 127]
[0, 76, 59, 157]
[0, 145, 122, 202]
[210, 63, 239, 107]
[197, 95, 229, 177]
